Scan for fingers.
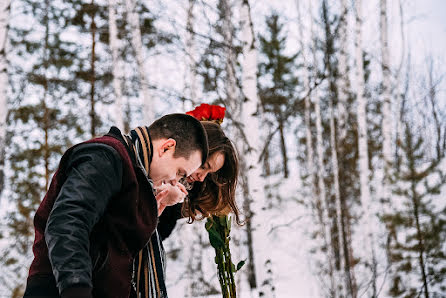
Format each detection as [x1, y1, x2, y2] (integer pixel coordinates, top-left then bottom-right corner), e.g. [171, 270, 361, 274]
[155, 183, 168, 195]
[156, 189, 168, 201]
[177, 183, 188, 195]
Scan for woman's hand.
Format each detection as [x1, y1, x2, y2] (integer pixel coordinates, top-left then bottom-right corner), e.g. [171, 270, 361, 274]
[155, 183, 187, 215]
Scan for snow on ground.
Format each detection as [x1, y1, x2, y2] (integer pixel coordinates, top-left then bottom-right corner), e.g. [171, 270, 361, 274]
[164, 169, 321, 298]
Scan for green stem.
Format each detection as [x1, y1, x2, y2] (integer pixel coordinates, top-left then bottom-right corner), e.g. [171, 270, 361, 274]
[209, 215, 240, 298]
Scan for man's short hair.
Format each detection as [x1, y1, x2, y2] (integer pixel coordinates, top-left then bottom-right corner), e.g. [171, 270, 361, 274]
[148, 114, 209, 165]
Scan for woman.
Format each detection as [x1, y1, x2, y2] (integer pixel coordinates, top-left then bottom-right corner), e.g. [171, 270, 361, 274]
[132, 112, 242, 298]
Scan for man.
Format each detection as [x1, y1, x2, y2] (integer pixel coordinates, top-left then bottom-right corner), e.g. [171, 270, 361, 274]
[24, 114, 208, 298]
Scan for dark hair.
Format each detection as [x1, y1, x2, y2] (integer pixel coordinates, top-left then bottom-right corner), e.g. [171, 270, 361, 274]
[148, 114, 208, 165]
[183, 121, 242, 225]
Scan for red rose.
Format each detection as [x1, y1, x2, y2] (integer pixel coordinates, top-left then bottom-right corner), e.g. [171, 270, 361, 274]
[187, 103, 210, 120]
[210, 105, 225, 121]
[186, 103, 225, 123]
[198, 104, 212, 120]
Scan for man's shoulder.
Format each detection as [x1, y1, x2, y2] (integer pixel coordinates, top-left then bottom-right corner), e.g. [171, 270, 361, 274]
[82, 127, 129, 158]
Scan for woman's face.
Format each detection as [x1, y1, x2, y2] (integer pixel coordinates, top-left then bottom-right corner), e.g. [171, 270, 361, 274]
[187, 151, 225, 183]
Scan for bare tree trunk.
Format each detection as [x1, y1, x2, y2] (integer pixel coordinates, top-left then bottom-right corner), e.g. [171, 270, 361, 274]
[311, 1, 338, 295]
[329, 92, 347, 298]
[0, 0, 10, 197]
[125, 0, 154, 125]
[278, 112, 288, 178]
[354, 0, 377, 295]
[411, 190, 429, 298]
[314, 86, 337, 297]
[185, 0, 197, 104]
[336, 1, 356, 296]
[89, 0, 97, 138]
[337, 0, 349, 145]
[380, 0, 393, 206]
[239, 1, 273, 296]
[222, 0, 238, 111]
[109, 0, 125, 131]
[43, 0, 50, 190]
[380, 2, 398, 294]
[405, 132, 430, 298]
[344, 213, 358, 295]
[426, 58, 444, 159]
[43, 101, 50, 190]
[240, 168, 258, 291]
[394, 0, 406, 169]
[296, 0, 316, 223]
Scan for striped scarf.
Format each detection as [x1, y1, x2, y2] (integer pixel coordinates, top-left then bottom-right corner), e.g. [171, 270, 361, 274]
[122, 126, 168, 298]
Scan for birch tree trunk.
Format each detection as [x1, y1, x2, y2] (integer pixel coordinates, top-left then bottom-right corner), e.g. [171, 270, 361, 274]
[336, 0, 356, 296]
[394, 0, 406, 167]
[309, 1, 339, 295]
[328, 92, 347, 298]
[239, 0, 273, 296]
[337, 0, 350, 148]
[296, 0, 317, 218]
[354, 0, 377, 294]
[314, 85, 337, 297]
[89, 0, 97, 137]
[380, 0, 392, 201]
[43, 0, 50, 190]
[380, 1, 397, 292]
[125, 0, 154, 125]
[0, 0, 10, 197]
[108, 0, 125, 131]
[222, 0, 238, 111]
[185, 0, 197, 104]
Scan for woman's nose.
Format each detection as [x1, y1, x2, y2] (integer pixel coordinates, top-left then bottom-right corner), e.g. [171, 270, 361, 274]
[197, 171, 207, 182]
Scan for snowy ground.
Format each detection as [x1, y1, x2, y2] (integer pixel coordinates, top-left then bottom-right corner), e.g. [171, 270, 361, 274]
[164, 169, 322, 298]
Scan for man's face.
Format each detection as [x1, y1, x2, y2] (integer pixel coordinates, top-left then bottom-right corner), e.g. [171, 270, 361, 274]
[149, 139, 202, 188]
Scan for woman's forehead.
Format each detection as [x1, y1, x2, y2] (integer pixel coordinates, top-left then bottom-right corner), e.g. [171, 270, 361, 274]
[209, 152, 225, 171]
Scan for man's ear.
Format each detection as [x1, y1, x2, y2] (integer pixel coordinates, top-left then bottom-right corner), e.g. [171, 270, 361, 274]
[159, 138, 176, 156]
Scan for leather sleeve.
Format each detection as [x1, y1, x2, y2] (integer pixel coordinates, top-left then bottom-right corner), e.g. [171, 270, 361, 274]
[45, 143, 123, 295]
[158, 203, 183, 241]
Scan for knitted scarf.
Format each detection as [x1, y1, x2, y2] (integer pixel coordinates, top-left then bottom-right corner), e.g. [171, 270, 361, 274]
[123, 126, 168, 298]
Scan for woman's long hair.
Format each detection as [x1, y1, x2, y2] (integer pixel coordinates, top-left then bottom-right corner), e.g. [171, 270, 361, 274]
[182, 121, 242, 225]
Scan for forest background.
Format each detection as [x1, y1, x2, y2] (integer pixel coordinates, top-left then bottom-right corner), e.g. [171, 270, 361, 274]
[0, 0, 445, 297]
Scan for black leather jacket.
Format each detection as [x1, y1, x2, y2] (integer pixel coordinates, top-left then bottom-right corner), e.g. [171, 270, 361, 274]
[43, 143, 123, 297]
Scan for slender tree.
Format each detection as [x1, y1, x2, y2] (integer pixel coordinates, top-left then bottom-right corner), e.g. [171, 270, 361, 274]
[108, 0, 125, 130]
[380, 0, 393, 229]
[239, 0, 273, 296]
[354, 0, 377, 294]
[0, 0, 10, 198]
[258, 13, 299, 178]
[335, 1, 358, 295]
[221, 0, 238, 111]
[68, 0, 113, 136]
[383, 116, 446, 298]
[185, 0, 198, 104]
[125, 0, 153, 125]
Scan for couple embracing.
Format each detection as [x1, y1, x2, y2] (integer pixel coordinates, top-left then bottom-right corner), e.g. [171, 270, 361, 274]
[24, 104, 242, 298]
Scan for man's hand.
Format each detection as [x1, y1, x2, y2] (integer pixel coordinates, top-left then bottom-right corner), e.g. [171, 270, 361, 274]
[155, 183, 187, 215]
